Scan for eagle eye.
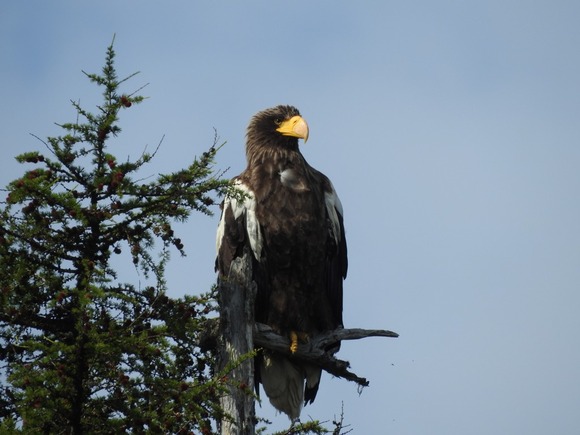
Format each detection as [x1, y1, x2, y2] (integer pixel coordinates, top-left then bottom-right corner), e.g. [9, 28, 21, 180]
[274, 118, 282, 126]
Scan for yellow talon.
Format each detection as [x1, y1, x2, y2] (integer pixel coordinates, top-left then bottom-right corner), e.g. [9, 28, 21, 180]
[289, 331, 310, 353]
[290, 331, 298, 354]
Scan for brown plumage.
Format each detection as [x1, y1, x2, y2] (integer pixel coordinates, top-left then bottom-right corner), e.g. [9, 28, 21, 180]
[216, 105, 347, 420]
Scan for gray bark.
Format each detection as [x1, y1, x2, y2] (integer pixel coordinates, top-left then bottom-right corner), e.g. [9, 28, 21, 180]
[217, 248, 257, 435]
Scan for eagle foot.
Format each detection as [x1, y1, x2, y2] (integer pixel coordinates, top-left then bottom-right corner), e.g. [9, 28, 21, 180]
[289, 331, 310, 354]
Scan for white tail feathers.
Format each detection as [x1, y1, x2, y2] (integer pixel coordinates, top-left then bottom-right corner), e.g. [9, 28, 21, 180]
[260, 353, 321, 421]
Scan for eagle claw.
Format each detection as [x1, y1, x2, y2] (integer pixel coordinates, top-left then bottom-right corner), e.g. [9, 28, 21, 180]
[289, 331, 310, 354]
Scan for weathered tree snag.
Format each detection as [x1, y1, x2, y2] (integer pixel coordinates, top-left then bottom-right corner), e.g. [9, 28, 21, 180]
[217, 248, 257, 435]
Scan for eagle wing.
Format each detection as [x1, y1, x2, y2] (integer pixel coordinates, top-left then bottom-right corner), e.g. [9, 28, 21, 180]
[215, 179, 262, 276]
[322, 179, 348, 330]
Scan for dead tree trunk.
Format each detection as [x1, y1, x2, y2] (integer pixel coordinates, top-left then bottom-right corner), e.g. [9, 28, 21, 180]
[217, 248, 257, 435]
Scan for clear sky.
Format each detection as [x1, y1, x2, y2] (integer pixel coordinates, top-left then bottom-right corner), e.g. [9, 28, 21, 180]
[2, 2, 580, 434]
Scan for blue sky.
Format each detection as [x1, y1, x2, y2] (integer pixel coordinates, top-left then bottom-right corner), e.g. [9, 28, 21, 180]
[2, 2, 580, 433]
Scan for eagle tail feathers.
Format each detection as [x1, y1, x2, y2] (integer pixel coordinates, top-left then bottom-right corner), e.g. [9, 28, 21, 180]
[259, 353, 322, 421]
[304, 365, 322, 405]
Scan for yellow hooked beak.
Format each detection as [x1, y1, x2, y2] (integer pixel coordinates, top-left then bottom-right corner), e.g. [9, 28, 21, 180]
[276, 115, 309, 143]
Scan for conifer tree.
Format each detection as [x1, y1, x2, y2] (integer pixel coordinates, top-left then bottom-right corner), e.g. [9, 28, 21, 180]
[0, 41, 231, 434]
[0, 41, 357, 435]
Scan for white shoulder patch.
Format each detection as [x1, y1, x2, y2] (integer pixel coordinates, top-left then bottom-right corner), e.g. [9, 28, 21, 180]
[216, 180, 263, 260]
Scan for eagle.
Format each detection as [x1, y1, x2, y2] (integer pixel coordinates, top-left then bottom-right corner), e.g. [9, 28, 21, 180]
[215, 105, 347, 420]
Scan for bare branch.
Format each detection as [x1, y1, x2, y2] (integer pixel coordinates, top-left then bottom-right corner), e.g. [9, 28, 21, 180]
[254, 323, 398, 387]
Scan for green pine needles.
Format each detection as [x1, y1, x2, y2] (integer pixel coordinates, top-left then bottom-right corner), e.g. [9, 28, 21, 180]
[0, 41, 231, 434]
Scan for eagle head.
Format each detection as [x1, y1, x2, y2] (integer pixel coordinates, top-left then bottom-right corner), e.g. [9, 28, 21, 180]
[246, 105, 309, 159]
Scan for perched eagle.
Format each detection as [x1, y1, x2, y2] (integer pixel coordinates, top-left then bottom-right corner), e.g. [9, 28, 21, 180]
[216, 105, 347, 420]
